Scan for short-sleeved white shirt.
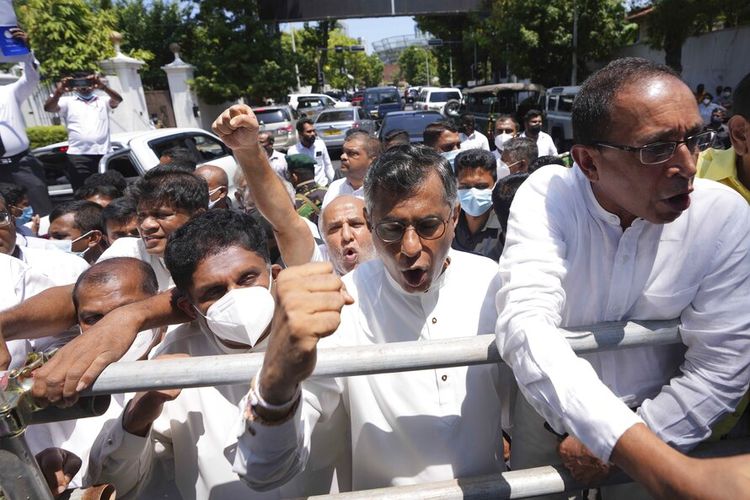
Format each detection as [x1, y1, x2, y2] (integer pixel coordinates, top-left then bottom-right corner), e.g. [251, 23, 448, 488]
[97, 237, 173, 291]
[58, 94, 113, 155]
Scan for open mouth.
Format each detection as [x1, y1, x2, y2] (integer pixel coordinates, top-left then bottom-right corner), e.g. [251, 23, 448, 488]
[343, 247, 358, 263]
[664, 192, 691, 212]
[402, 268, 428, 288]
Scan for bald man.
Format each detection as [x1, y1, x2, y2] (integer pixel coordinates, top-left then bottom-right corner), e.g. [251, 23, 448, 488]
[317, 195, 374, 275]
[194, 164, 230, 210]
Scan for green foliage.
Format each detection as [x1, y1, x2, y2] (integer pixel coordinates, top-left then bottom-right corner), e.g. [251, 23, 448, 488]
[26, 125, 68, 150]
[17, 0, 116, 82]
[418, 1, 634, 88]
[397, 46, 438, 86]
[113, 0, 195, 90]
[186, 0, 297, 104]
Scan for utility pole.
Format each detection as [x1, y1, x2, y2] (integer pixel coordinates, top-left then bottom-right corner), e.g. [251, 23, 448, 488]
[290, 28, 301, 90]
[425, 50, 430, 85]
[449, 55, 453, 88]
[571, 0, 578, 86]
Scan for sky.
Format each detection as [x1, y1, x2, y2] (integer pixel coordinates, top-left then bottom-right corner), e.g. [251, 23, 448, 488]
[281, 17, 418, 54]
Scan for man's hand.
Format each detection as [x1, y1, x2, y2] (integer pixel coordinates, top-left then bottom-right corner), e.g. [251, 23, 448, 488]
[9, 28, 29, 46]
[35, 447, 82, 497]
[259, 262, 353, 407]
[91, 74, 104, 89]
[212, 104, 261, 152]
[558, 434, 612, 486]
[122, 354, 188, 437]
[56, 77, 72, 93]
[30, 214, 40, 236]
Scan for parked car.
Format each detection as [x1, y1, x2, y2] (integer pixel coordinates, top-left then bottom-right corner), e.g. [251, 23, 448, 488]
[544, 86, 580, 153]
[33, 128, 239, 202]
[287, 93, 351, 120]
[377, 110, 443, 144]
[459, 83, 545, 138]
[414, 87, 463, 114]
[351, 90, 364, 107]
[252, 105, 298, 150]
[362, 86, 404, 119]
[314, 108, 377, 149]
[404, 87, 420, 104]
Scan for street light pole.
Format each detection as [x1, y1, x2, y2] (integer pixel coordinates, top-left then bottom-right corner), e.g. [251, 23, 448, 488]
[290, 28, 301, 90]
[571, 0, 578, 86]
[425, 50, 430, 85]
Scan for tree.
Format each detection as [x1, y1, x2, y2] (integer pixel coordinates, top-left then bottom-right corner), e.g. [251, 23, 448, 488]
[397, 46, 438, 86]
[487, 0, 635, 87]
[415, 15, 474, 86]
[324, 30, 384, 90]
[185, 0, 297, 104]
[16, 0, 116, 82]
[113, 0, 195, 90]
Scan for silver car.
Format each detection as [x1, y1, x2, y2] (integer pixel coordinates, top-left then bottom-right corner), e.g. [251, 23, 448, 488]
[314, 108, 377, 149]
[252, 105, 298, 150]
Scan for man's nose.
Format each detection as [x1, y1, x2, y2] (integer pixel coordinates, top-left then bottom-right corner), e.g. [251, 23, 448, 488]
[139, 216, 159, 232]
[672, 142, 698, 178]
[340, 223, 353, 242]
[400, 226, 422, 257]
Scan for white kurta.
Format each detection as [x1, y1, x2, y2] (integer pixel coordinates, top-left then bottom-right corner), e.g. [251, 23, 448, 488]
[496, 164, 750, 461]
[235, 250, 511, 491]
[520, 130, 558, 156]
[321, 178, 363, 209]
[97, 236, 173, 292]
[459, 130, 490, 151]
[58, 94, 113, 156]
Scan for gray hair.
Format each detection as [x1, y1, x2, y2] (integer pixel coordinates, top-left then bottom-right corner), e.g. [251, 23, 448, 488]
[503, 137, 538, 166]
[363, 144, 457, 215]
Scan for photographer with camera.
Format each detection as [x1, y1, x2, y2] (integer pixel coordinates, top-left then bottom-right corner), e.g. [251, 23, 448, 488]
[44, 72, 123, 189]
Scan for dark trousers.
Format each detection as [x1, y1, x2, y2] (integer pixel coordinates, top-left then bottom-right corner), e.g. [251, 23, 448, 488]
[0, 153, 53, 216]
[66, 154, 102, 190]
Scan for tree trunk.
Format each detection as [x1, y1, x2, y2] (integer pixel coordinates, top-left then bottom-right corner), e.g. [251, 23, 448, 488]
[663, 33, 683, 74]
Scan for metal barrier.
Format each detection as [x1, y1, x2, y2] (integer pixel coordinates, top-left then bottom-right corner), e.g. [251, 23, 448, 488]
[4, 318, 746, 499]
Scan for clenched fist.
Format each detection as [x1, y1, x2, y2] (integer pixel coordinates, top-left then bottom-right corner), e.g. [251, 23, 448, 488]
[212, 104, 261, 152]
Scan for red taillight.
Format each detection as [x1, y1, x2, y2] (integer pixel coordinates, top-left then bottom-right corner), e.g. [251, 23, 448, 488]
[278, 125, 293, 133]
[58, 146, 69, 153]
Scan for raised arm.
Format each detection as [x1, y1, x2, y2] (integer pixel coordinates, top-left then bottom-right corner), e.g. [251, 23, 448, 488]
[212, 105, 315, 266]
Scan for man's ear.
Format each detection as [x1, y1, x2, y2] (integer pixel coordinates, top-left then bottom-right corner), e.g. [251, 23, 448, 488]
[728, 116, 749, 155]
[176, 294, 197, 320]
[271, 263, 282, 280]
[571, 144, 600, 182]
[88, 230, 103, 248]
[450, 202, 460, 228]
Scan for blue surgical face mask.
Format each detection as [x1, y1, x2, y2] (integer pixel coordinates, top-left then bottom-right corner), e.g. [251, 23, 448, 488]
[458, 188, 494, 217]
[75, 91, 95, 101]
[441, 149, 461, 170]
[14, 206, 33, 225]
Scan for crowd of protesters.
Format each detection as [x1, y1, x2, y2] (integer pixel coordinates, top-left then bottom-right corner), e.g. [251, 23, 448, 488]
[2, 26, 750, 500]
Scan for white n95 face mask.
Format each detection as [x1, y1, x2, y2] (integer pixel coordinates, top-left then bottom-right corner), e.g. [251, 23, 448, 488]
[494, 133, 513, 151]
[198, 279, 275, 348]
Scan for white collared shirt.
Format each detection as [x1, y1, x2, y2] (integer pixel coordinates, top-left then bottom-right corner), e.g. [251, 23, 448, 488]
[58, 93, 113, 155]
[235, 250, 511, 491]
[321, 177, 363, 208]
[459, 130, 490, 151]
[98, 237, 173, 291]
[268, 149, 288, 179]
[286, 139, 334, 187]
[0, 54, 39, 156]
[496, 164, 750, 461]
[520, 130, 558, 156]
[87, 320, 345, 499]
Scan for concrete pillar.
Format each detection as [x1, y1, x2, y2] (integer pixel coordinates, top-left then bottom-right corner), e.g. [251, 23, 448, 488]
[162, 44, 201, 129]
[99, 32, 151, 133]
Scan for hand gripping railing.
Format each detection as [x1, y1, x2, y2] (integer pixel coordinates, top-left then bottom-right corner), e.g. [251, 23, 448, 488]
[83, 319, 682, 395]
[7, 318, 740, 499]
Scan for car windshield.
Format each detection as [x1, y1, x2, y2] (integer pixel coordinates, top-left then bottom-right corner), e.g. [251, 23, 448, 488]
[381, 113, 442, 138]
[429, 91, 460, 102]
[365, 91, 399, 105]
[255, 109, 289, 124]
[317, 110, 354, 123]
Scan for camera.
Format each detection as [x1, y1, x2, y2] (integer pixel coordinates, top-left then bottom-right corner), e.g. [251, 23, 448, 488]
[69, 77, 93, 89]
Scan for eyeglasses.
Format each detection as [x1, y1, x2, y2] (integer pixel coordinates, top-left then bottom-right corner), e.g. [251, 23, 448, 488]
[593, 130, 715, 165]
[374, 216, 448, 243]
[0, 211, 11, 226]
[495, 128, 515, 134]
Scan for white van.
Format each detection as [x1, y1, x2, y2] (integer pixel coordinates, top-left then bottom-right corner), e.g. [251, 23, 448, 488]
[414, 87, 463, 114]
[545, 86, 580, 152]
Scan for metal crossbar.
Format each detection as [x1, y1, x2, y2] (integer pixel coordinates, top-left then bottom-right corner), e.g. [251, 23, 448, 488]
[84, 319, 682, 395]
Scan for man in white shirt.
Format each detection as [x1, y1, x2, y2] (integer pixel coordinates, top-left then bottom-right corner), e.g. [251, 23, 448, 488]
[87, 210, 346, 499]
[321, 130, 380, 208]
[213, 106, 374, 276]
[491, 115, 519, 180]
[0, 29, 53, 215]
[286, 118, 334, 187]
[97, 166, 207, 291]
[231, 143, 509, 491]
[500, 137, 538, 175]
[27, 257, 160, 495]
[459, 114, 490, 151]
[496, 57, 750, 498]
[258, 131, 288, 179]
[520, 109, 558, 157]
[44, 72, 123, 189]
